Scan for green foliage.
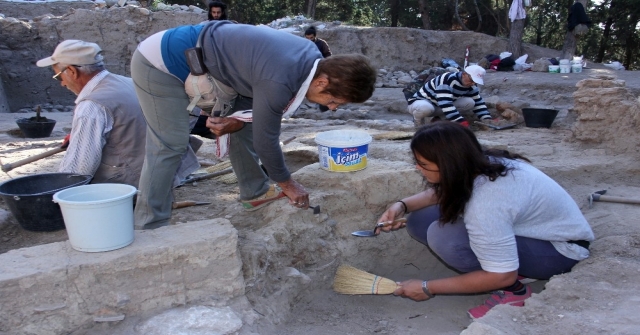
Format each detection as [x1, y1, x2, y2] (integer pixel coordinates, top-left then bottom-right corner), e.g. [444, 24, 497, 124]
[151, 0, 639, 69]
[522, 0, 640, 70]
[150, 0, 167, 11]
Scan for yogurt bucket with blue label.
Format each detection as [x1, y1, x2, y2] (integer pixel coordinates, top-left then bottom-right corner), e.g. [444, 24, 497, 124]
[315, 130, 372, 172]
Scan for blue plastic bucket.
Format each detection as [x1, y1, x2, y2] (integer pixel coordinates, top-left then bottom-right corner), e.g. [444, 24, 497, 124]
[53, 183, 136, 252]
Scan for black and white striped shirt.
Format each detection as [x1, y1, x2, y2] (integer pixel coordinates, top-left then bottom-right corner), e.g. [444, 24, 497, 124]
[408, 71, 490, 122]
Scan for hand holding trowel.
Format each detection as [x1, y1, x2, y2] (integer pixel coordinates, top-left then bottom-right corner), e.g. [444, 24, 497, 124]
[352, 217, 407, 237]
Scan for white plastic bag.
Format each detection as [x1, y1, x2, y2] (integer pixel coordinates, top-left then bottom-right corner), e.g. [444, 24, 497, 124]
[184, 73, 238, 113]
[499, 52, 512, 60]
[514, 54, 528, 64]
[603, 61, 625, 71]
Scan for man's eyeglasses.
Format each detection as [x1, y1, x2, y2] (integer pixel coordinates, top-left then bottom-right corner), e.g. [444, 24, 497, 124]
[52, 67, 68, 81]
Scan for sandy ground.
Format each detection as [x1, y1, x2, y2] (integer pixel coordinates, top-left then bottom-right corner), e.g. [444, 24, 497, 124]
[1, 66, 640, 334]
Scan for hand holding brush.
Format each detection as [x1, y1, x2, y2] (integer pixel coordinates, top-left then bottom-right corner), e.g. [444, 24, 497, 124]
[333, 265, 434, 301]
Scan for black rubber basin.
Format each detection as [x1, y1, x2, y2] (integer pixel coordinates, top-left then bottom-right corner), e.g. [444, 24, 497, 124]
[16, 117, 57, 138]
[522, 108, 559, 128]
[0, 173, 92, 231]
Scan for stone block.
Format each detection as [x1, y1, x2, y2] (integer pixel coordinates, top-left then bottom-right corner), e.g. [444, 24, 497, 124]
[0, 219, 243, 335]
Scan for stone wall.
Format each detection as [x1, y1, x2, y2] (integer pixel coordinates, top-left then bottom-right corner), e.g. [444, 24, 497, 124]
[0, 3, 561, 112]
[570, 75, 640, 156]
[0, 219, 245, 335]
[0, 0, 95, 18]
[0, 7, 206, 113]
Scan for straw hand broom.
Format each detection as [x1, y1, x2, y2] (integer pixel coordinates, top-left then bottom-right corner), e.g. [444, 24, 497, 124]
[333, 265, 399, 295]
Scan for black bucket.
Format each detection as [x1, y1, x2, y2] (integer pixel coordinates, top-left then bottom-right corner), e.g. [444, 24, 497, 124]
[16, 118, 57, 138]
[0, 173, 92, 231]
[522, 108, 559, 128]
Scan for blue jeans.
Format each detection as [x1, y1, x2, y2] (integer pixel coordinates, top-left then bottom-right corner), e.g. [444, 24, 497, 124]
[406, 206, 579, 279]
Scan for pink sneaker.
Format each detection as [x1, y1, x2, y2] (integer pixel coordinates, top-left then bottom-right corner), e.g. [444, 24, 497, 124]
[468, 285, 532, 319]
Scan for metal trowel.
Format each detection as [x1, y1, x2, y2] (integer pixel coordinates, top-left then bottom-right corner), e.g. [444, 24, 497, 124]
[307, 204, 321, 214]
[474, 121, 517, 130]
[351, 218, 407, 237]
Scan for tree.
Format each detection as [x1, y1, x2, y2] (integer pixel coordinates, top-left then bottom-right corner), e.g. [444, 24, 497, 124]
[561, 0, 589, 60]
[390, 0, 401, 26]
[507, 0, 528, 58]
[305, 0, 317, 18]
[595, 0, 616, 63]
[418, 0, 432, 29]
[508, 19, 526, 58]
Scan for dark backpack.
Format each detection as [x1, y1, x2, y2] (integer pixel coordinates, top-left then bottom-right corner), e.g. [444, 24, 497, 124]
[497, 57, 516, 71]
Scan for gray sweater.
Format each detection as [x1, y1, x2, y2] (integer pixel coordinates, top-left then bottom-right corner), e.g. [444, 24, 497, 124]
[201, 22, 322, 182]
[465, 159, 594, 273]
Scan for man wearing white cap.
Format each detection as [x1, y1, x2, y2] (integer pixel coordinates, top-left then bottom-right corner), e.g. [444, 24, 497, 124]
[36, 40, 203, 189]
[407, 65, 491, 127]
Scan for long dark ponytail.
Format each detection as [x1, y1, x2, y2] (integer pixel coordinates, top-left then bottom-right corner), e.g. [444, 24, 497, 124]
[410, 122, 530, 223]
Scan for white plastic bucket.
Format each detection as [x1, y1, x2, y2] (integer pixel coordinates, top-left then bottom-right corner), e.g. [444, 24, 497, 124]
[571, 64, 583, 73]
[548, 65, 560, 73]
[53, 183, 137, 252]
[559, 64, 571, 73]
[559, 59, 570, 65]
[315, 129, 372, 172]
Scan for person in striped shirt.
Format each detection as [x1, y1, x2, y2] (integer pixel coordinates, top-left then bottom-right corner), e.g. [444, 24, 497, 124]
[407, 65, 491, 127]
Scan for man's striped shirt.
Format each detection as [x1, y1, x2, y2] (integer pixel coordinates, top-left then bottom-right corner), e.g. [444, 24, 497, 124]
[408, 71, 490, 122]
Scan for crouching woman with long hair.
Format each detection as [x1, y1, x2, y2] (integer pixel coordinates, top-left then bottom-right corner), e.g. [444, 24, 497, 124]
[377, 122, 594, 319]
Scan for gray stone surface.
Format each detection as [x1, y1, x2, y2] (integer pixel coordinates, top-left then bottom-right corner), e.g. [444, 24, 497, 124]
[136, 305, 243, 335]
[0, 219, 244, 335]
[0, 7, 206, 112]
[0, 0, 95, 18]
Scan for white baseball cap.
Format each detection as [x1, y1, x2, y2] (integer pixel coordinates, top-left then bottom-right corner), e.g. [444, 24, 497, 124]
[464, 65, 485, 85]
[36, 40, 102, 67]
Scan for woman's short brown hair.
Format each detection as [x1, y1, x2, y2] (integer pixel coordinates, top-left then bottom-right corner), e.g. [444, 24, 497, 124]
[315, 54, 377, 103]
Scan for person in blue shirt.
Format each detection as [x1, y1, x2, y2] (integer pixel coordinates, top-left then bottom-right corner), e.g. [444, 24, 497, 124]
[131, 21, 377, 229]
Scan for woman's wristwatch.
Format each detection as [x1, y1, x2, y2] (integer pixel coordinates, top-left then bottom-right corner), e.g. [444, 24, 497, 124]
[422, 280, 435, 298]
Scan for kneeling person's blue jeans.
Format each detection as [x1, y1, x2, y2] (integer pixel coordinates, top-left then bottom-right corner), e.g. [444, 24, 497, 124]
[406, 206, 579, 279]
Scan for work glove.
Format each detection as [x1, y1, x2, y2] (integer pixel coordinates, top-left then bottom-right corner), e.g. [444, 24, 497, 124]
[61, 134, 70, 149]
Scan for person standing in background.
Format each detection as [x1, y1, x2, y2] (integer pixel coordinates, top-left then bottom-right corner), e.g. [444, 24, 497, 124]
[304, 26, 331, 58]
[207, 1, 227, 21]
[305, 26, 332, 111]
